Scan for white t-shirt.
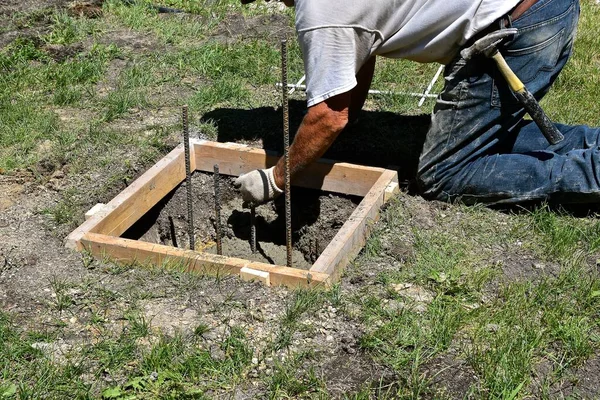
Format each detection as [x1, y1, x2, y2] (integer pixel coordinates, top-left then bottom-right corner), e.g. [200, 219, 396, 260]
[296, 0, 521, 106]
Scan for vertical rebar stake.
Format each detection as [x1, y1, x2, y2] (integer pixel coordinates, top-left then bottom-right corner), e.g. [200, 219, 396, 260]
[250, 206, 257, 254]
[281, 39, 292, 268]
[182, 105, 195, 251]
[213, 164, 223, 256]
[168, 216, 178, 248]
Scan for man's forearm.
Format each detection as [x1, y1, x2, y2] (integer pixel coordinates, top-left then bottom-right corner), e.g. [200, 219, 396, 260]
[270, 57, 374, 189]
[272, 93, 350, 188]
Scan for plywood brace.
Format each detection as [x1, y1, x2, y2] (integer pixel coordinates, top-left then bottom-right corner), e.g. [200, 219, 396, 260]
[66, 140, 399, 288]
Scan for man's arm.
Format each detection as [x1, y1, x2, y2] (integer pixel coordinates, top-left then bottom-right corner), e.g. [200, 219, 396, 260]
[235, 58, 376, 204]
[272, 92, 350, 188]
[272, 57, 376, 188]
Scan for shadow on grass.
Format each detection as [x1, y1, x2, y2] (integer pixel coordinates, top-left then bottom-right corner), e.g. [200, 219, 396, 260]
[200, 100, 431, 185]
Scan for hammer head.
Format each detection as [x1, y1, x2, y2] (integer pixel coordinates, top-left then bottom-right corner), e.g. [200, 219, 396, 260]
[461, 28, 517, 60]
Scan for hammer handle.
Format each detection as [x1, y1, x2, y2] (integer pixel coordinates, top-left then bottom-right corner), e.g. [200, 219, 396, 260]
[492, 53, 564, 145]
[492, 53, 524, 93]
[514, 89, 564, 145]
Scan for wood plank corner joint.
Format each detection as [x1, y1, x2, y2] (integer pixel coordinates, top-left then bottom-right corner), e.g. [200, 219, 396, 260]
[240, 267, 271, 286]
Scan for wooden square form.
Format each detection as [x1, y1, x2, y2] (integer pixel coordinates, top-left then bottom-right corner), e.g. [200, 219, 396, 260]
[66, 140, 399, 288]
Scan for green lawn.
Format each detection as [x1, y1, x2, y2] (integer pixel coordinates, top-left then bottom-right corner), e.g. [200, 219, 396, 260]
[1, 0, 600, 399]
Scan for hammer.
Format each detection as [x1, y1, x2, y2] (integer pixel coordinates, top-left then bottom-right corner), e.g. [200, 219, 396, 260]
[461, 29, 564, 145]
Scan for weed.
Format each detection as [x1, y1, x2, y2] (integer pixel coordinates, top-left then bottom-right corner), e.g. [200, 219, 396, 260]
[267, 352, 327, 399]
[41, 190, 81, 227]
[48, 276, 74, 311]
[81, 251, 96, 269]
[273, 288, 326, 350]
[193, 323, 210, 337]
[103, 262, 134, 275]
[102, 89, 148, 121]
[125, 311, 151, 338]
[44, 12, 81, 45]
[363, 226, 384, 258]
[90, 335, 138, 372]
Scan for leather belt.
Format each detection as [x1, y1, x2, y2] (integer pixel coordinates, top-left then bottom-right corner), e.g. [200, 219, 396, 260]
[503, 0, 540, 27]
[465, 0, 540, 48]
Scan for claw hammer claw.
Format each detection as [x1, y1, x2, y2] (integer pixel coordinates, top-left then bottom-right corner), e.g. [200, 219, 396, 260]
[461, 28, 564, 145]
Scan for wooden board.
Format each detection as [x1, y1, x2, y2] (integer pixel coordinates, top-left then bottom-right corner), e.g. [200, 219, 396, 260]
[310, 170, 398, 280]
[193, 140, 385, 197]
[81, 233, 329, 288]
[66, 145, 189, 250]
[67, 140, 399, 288]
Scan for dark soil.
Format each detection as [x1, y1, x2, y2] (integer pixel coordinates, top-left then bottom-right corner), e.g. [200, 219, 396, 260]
[542, 355, 600, 399]
[423, 353, 478, 399]
[123, 172, 360, 270]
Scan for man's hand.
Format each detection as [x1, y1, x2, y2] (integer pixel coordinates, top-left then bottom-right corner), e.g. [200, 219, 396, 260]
[233, 166, 283, 207]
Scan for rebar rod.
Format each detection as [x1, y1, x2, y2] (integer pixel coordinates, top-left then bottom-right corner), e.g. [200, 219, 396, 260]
[250, 206, 257, 254]
[182, 105, 195, 251]
[281, 39, 292, 268]
[168, 216, 178, 248]
[213, 164, 223, 256]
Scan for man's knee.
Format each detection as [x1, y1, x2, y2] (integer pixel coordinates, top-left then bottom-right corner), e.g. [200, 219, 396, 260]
[416, 166, 451, 202]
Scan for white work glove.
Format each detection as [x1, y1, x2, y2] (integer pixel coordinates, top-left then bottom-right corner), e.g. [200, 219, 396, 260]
[233, 166, 283, 207]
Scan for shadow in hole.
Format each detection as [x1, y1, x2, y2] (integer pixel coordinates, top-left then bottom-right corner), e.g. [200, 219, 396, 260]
[226, 188, 324, 245]
[122, 189, 176, 240]
[225, 187, 356, 262]
[200, 100, 431, 186]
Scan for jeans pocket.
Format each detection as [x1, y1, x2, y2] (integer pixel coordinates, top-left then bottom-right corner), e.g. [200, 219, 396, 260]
[503, 0, 575, 83]
[490, 0, 576, 108]
[503, 27, 565, 84]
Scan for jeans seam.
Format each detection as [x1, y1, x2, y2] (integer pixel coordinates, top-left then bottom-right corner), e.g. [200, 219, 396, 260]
[505, 27, 564, 56]
[508, 29, 565, 85]
[427, 70, 465, 186]
[436, 76, 468, 182]
[511, 1, 575, 33]
[515, 0, 556, 23]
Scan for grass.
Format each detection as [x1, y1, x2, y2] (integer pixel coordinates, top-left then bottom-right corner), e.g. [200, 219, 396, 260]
[524, 205, 600, 261]
[351, 194, 600, 398]
[1, 0, 600, 398]
[0, 286, 253, 398]
[0, 312, 92, 398]
[267, 352, 327, 399]
[271, 288, 327, 351]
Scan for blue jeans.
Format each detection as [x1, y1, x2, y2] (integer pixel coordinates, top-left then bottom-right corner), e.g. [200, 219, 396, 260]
[417, 0, 599, 205]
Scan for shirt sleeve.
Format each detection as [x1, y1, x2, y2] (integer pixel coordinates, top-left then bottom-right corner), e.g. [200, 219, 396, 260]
[298, 27, 376, 107]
